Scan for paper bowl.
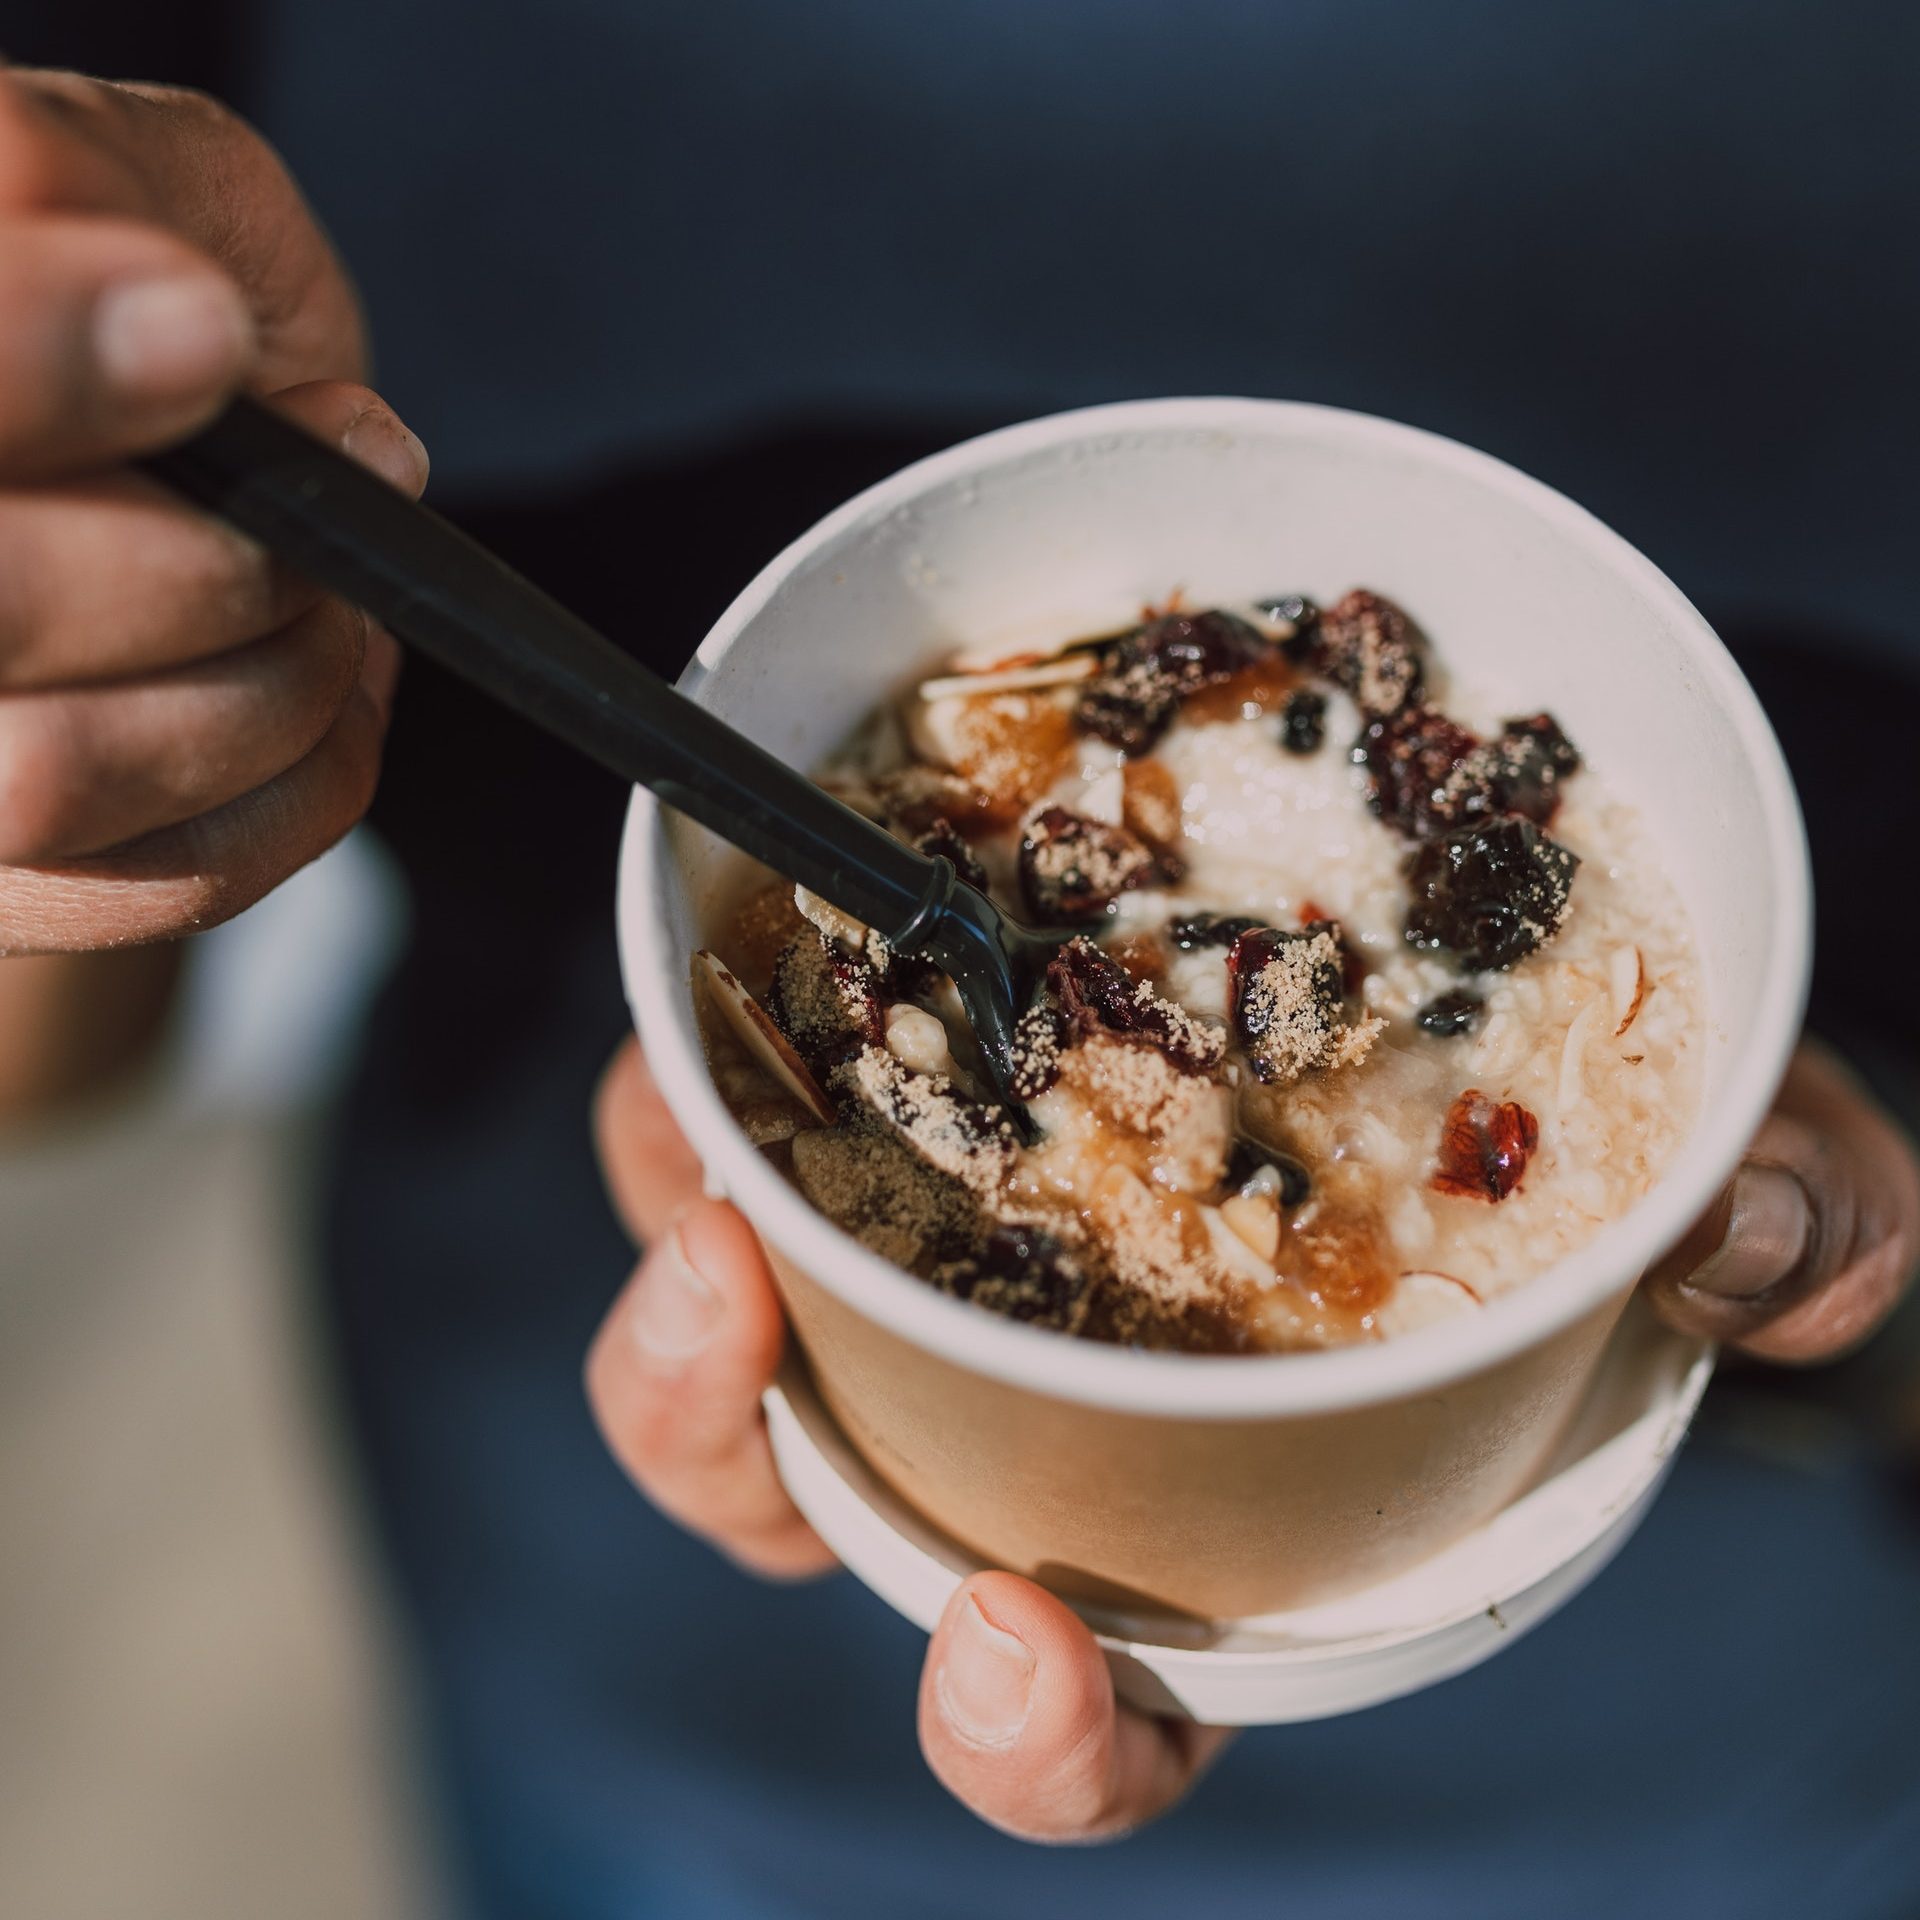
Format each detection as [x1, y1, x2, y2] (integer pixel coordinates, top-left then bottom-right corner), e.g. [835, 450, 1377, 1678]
[617, 398, 1808, 1619]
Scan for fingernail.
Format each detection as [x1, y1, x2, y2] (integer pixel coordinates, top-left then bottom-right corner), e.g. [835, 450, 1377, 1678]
[628, 1224, 722, 1366]
[935, 1594, 1035, 1751]
[1684, 1163, 1812, 1300]
[93, 274, 253, 403]
[342, 405, 431, 495]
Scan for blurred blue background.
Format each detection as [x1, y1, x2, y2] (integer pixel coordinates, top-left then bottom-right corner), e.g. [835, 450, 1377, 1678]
[2, 3, 1918, 1916]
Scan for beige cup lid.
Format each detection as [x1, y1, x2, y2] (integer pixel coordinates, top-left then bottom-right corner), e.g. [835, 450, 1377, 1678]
[764, 1298, 1711, 1726]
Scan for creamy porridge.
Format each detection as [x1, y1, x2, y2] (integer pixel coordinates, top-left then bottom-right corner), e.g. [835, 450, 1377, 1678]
[695, 590, 1703, 1353]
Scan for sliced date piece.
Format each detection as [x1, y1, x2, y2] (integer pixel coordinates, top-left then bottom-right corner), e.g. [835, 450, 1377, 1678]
[1167, 910, 1271, 951]
[1018, 804, 1181, 924]
[1430, 1088, 1540, 1201]
[1226, 924, 1381, 1086]
[1046, 936, 1224, 1074]
[1356, 704, 1482, 839]
[1310, 589, 1425, 718]
[1404, 816, 1580, 971]
[766, 931, 887, 1072]
[1075, 609, 1275, 753]
[913, 816, 990, 892]
[836, 1046, 1018, 1198]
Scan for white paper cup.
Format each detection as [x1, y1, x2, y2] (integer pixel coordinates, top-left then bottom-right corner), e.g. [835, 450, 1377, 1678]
[617, 398, 1809, 1618]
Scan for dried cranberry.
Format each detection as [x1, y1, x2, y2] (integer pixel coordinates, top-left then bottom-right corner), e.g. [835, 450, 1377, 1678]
[1046, 937, 1221, 1073]
[1431, 1088, 1539, 1201]
[1226, 925, 1349, 1084]
[766, 932, 886, 1071]
[1297, 914, 1366, 995]
[1416, 988, 1486, 1037]
[1167, 911, 1271, 951]
[914, 816, 989, 892]
[1017, 805, 1180, 924]
[1311, 589, 1425, 717]
[1076, 610, 1274, 752]
[1355, 704, 1482, 839]
[1225, 1137, 1312, 1208]
[1279, 687, 1327, 754]
[1403, 817, 1580, 971]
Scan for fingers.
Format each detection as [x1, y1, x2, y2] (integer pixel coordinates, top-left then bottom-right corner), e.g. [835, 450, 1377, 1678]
[0, 596, 373, 863]
[2, 67, 367, 391]
[584, 1198, 834, 1580]
[594, 1036, 707, 1246]
[0, 212, 253, 476]
[919, 1573, 1233, 1843]
[0, 379, 428, 686]
[0, 631, 397, 953]
[1646, 1043, 1920, 1363]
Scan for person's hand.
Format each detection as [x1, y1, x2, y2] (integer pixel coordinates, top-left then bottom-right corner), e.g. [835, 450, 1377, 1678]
[1645, 1040, 1920, 1361]
[586, 1038, 1233, 1841]
[0, 66, 427, 955]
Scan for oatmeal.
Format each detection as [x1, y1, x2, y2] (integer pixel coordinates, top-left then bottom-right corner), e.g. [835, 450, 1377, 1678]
[695, 589, 1703, 1353]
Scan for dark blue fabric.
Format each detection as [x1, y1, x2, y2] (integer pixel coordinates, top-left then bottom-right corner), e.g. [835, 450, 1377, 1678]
[272, 3, 1920, 1912]
[324, 923, 1920, 1920]
[254, 0, 1920, 657]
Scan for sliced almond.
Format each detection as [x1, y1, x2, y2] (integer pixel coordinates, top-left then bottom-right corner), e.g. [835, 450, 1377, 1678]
[1558, 998, 1602, 1114]
[945, 626, 1118, 675]
[1373, 1270, 1482, 1336]
[917, 654, 1098, 702]
[1610, 944, 1648, 1036]
[795, 884, 869, 953]
[1078, 765, 1126, 824]
[1200, 1202, 1279, 1289]
[693, 950, 835, 1124]
[1220, 1190, 1281, 1263]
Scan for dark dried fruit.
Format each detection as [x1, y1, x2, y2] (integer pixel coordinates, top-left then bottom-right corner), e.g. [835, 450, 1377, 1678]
[1225, 1137, 1312, 1208]
[939, 1223, 1093, 1330]
[1480, 713, 1582, 825]
[1404, 817, 1580, 971]
[1311, 589, 1425, 717]
[1355, 704, 1482, 839]
[1279, 687, 1327, 754]
[1076, 610, 1274, 753]
[1046, 937, 1222, 1074]
[1226, 925, 1352, 1085]
[838, 1047, 1018, 1195]
[1167, 911, 1271, 951]
[914, 816, 990, 892]
[1430, 1088, 1539, 1201]
[1416, 989, 1486, 1037]
[766, 932, 886, 1070]
[1008, 1003, 1068, 1100]
[1018, 805, 1180, 925]
[1297, 912, 1366, 995]
[1258, 593, 1321, 664]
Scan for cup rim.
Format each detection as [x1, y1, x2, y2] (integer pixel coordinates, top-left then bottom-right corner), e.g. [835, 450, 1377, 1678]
[619, 396, 1811, 1421]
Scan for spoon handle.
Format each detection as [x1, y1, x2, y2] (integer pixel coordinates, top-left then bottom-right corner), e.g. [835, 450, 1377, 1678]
[139, 395, 939, 937]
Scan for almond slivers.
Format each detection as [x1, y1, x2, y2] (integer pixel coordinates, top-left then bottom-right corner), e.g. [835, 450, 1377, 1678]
[694, 950, 836, 1124]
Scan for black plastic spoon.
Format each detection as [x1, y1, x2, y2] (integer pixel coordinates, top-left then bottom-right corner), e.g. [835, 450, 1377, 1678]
[140, 396, 1074, 1116]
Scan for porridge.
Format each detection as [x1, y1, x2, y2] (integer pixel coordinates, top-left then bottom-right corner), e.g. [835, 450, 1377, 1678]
[695, 589, 1703, 1353]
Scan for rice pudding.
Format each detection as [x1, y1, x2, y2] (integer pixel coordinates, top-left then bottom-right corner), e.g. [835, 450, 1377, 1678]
[695, 589, 1703, 1354]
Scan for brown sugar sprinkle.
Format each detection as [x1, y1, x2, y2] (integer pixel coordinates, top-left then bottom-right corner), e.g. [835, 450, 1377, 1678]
[837, 1046, 1018, 1198]
[870, 764, 999, 835]
[1228, 927, 1382, 1086]
[1053, 1031, 1229, 1163]
[723, 882, 810, 985]
[913, 690, 1075, 822]
[789, 1125, 982, 1274]
[767, 931, 886, 1070]
[1017, 805, 1178, 924]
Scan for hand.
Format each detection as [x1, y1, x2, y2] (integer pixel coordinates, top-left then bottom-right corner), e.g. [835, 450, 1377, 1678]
[1645, 1039, 1920, 1361]
[0, 66, 427, 955]
[586, 1039, 1233, 1841]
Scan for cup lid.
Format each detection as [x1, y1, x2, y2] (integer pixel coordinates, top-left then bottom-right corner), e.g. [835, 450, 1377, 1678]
[764, 1296, 1712, 1726]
